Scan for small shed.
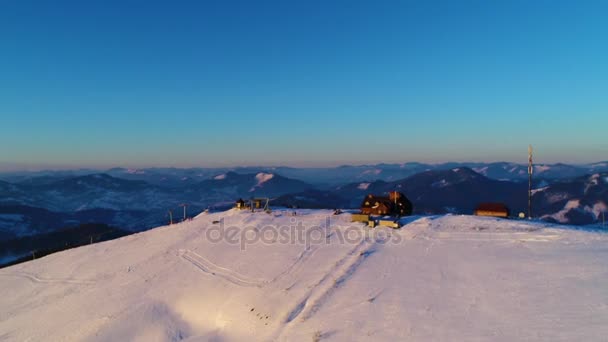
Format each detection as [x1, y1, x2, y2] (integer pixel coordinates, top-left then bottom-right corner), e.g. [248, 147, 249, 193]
[235, 198, 246, 210]
[251, 198, 264, 209]
[474, 203, 510, 218]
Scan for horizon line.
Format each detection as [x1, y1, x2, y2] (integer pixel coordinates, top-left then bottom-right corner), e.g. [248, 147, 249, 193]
[1, 159, 607, 173]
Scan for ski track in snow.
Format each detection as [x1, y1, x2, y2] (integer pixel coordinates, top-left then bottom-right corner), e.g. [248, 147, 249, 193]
[300, 243, 377, 321]
[179, 243, 322, 290]
[268, 245, 320, 286]
[0, 272, 95, 285]
[179, 249, 268, 288]
[274, 238, 377, 340]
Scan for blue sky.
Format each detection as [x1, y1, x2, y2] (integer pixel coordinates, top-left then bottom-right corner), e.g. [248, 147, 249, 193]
[1, 0, 607, 170]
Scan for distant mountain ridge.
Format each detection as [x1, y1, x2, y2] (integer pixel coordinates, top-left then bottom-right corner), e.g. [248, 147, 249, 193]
[3, 161, 607, 186]
[277, 168, 608, 226]
[0, 172, 314, 239]
[0, 166, 606, 242]
[278, 168, 527, 214]
[191, 171, 312, 197]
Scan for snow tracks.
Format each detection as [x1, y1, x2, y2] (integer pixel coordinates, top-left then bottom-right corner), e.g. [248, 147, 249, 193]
[275, 238, 378, 339]
[179, 249, 268, 288]
[0, 271, 95, 285]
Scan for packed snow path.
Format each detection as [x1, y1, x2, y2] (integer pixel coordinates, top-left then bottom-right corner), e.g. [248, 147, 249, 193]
[1, 209, 607, 341]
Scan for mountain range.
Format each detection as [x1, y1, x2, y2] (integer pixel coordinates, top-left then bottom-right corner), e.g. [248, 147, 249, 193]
[0, 162, 606, 243]
[277, 168, 608, 225]
[3, 161, 608, 186]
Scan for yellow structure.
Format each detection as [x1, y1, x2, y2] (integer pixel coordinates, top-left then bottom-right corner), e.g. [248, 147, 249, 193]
[352, 214, 371, 223]
[378, 220, 400, 229]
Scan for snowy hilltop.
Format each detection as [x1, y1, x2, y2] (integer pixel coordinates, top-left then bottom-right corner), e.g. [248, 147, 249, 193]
[1, 209, 607, 341]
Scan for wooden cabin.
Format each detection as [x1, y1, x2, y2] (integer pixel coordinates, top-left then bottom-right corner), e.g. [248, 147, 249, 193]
[360, 191, 413, 216]
[474, 203, 510, 218]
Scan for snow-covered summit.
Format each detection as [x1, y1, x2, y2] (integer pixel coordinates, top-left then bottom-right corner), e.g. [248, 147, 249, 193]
[1, 210, 607, 341]
[250, 173, 275, 192]
[255, 172, 274, 185]
[357, 182, 371, 190]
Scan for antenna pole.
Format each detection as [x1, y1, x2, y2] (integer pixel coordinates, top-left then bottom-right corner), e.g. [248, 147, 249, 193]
[528, 145, 533, 220]
[179, 203, 188, 221]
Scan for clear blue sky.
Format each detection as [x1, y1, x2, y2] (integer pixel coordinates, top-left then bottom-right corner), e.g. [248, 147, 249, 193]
[1, 0, 607, 170]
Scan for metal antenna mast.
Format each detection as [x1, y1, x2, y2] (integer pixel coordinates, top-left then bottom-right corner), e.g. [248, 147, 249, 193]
[179, 203, 189, 221]
[528, 145, 533, 220]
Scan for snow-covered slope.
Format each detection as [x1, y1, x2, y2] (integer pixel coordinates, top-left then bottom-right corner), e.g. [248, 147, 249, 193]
[1, 210, 607, 341]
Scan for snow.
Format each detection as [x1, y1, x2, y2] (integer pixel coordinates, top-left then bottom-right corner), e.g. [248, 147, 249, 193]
[431, 179, 449, 188]
[255, 173, 274, 185]
[472, 166, 488, 175]
[550, 201, 608, 223]
[361, 169, 382, 175]
[531, 186, 548, 195]
[534, 165, 551, 173]
[249, 173, 276, 192]
[585, 174, 601, 193]
[547, 192, 570, 204]
[357, 183, 371, 190]
[587, 202, 607, 219]
[564, 199, 581, 209]
[549, 199, 581, 222]
[214, 174, 227, 180]
[1, 210, 607, 341]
